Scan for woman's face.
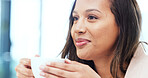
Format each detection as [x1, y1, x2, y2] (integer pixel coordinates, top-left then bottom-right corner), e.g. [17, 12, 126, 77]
[71, 0, 119, 60]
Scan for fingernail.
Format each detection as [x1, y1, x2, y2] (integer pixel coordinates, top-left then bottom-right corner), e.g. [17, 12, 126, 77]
[65, 59, 71, 64]
[40, 72, 45, 76]
[46, 62, 51, 66]
[39, 65, 45, 70]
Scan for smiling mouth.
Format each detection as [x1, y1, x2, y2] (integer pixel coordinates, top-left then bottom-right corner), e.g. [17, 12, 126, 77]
[75, 38, 91, 47]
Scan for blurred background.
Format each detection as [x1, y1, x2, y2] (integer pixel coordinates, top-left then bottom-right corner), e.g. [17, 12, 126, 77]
[0, 0, 147, 78]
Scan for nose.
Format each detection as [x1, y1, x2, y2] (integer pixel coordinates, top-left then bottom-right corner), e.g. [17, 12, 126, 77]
[74, 19, 86, 34]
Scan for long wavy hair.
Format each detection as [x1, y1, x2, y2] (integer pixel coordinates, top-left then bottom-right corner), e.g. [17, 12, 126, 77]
[61, 0, 142, 77]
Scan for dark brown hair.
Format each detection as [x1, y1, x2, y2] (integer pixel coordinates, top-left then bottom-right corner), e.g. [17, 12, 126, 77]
[61, 0, 142, 77]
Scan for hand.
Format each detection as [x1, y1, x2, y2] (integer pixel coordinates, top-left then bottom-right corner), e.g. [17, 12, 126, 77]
[15, 55, 40, 78]
[39, 59, 101, 78]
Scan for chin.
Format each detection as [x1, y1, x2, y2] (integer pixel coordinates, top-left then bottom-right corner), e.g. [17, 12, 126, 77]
[76, 50, 92, 60]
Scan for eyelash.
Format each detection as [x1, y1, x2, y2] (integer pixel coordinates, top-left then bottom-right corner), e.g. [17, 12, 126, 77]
[73, 15, 98, 22]
[73, 16, 79, 21]
[88, 15, 98, 20]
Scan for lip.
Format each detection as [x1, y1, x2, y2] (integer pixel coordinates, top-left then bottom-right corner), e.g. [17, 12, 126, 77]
[75, 38, 91, 47]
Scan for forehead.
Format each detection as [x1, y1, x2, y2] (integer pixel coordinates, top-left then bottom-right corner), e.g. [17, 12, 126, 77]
[74, 0, 111, 12]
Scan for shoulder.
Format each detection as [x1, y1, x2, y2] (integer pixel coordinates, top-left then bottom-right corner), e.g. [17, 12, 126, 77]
[125, 43, 148, 78]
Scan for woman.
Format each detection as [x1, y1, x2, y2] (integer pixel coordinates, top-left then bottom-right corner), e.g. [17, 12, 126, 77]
[15, 0, 148, 78]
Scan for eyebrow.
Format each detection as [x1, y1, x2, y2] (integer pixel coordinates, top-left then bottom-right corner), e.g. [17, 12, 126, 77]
[73, 11, 78, 14]
[73, 9, 102, 14]
[85, 9, 101, 13]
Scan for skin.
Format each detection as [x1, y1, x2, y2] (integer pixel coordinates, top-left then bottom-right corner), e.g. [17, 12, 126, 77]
[15, 0, 119, 78]
[15, 55, 39, 78]
[15, 58, 34, 78]
[71, 0, 119, 77]
[71, 0, 118, 61]
[39, 59, 100, 78]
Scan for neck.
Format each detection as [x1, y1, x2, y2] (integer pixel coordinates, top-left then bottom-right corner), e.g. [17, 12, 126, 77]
[93, 54, 114, 78]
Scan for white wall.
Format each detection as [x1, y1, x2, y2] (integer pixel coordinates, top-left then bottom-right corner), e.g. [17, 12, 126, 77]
[40, 0, 74, 58]
[137, 0, 148, 42]
[10, 0, 41, 60]
[10, 0, 74, 61]
[137, 0, 148, 53]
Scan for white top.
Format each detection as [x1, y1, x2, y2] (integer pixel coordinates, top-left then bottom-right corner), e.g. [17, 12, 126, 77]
[125, 43, 148, 78]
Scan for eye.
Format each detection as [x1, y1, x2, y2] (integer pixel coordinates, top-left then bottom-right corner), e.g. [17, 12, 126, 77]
[73, 16, 79, 21]
[88, 15, 98, 20]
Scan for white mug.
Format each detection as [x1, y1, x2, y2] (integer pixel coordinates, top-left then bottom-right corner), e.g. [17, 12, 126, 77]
[31, 57, 65, 78]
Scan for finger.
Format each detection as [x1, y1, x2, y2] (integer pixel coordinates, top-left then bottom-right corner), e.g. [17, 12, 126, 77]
[46, 62, 75, 72]
[70, 61, 90, 68]
[40, 71, 63, 78]
[71, 61, 85, 65]
[15, 64, 34, 77]
[40, 65, 73, 78]
[16, 72, 34, 78]
[46, 61, 84, 72]
[19, 58, 31, 67]
[65, 59, 85, 66]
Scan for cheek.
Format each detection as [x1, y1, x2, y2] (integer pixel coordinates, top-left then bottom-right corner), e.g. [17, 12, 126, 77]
[71, 26, 75, 39]
[90, 23, 119, 55]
